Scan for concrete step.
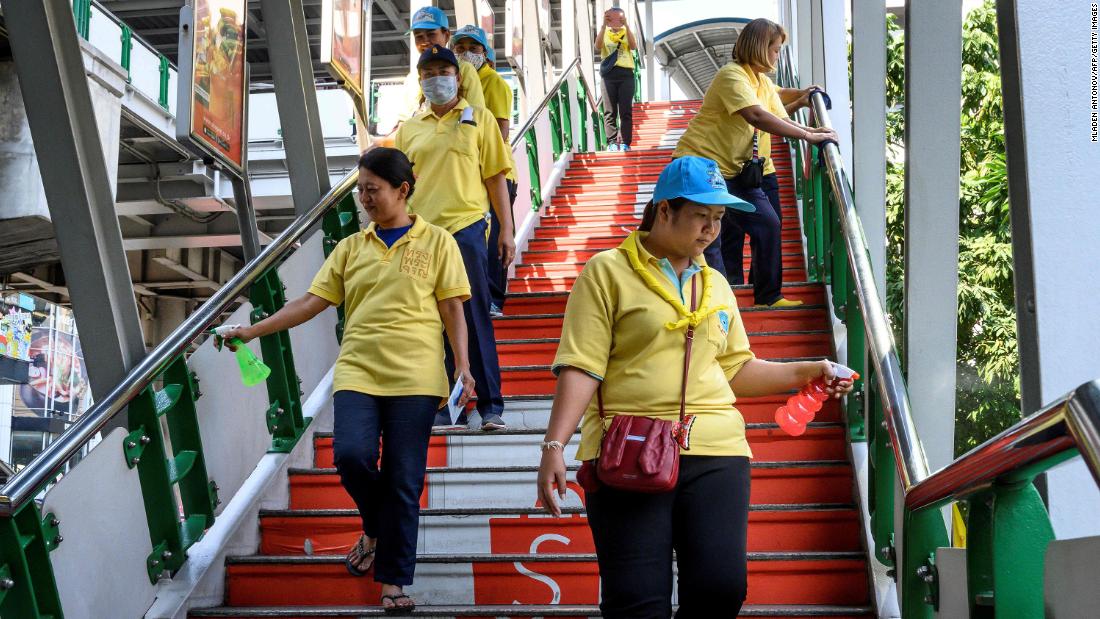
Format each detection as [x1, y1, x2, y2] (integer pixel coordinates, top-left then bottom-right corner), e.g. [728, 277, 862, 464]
[492, 306, 829, 339]
[286, 461, 854, 510]
[222, 552, 869, 607]
[312, 424, 851, 469]
[502, 284, 827, 315]
[190, 604, 874, 618]
[257, 505, 862, 557]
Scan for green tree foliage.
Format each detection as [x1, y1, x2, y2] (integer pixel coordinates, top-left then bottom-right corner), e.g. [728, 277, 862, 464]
[882, 2, 1020, 456]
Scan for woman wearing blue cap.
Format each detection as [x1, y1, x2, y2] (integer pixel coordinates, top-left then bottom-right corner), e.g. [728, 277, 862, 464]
[536, 156, 852, 617]
[451, 24, 518, 316]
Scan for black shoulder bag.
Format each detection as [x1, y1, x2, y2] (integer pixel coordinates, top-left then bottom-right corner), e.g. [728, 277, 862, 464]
[732, 129, 766, 190]
[600, 36, 624, 78]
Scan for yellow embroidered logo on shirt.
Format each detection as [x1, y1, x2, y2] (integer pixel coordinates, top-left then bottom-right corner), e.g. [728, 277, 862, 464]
[400, 248, 432, 280]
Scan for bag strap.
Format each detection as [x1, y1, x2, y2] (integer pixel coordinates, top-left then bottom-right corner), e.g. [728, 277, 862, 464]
[598, 274, 697, 422]
[679, 276, 697, 422]
[751, 128, 759, 159]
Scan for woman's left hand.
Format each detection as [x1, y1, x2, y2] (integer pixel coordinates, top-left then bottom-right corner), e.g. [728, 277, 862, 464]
[810, 360, 855, 399]
[455, 367, 476, 406]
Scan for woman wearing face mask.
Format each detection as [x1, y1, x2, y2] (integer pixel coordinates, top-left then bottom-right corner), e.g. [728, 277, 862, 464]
[596, 7, 637, 152]
[396, 45, 514, 432]
[673, 18, 837, 308]
[220, 148, 474, 612]
[451, 24, 516, 317]
[536, 156, 853, 618]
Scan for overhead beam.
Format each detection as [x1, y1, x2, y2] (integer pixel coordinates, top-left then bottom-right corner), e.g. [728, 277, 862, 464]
[123, 233, 275, 251]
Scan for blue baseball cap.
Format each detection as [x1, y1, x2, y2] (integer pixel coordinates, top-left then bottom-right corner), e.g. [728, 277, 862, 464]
[652, 157, 755, 212]
[417, 44, 460, 70]
[410, 6, 449, 32]
[452, 25, 490, 51]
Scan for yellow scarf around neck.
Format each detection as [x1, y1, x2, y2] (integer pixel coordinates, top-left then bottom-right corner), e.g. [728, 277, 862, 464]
[621, 232, 728, 331]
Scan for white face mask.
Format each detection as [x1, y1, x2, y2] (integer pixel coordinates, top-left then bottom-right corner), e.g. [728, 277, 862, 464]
[421, 75, 459, 105]
[458, 50, 486, 69]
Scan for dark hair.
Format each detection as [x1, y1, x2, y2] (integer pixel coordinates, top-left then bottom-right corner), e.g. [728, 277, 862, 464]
[638, 197, 692, 232]
[358, 147, 416, 200]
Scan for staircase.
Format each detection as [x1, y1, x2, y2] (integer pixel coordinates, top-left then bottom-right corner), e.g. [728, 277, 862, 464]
[189, 101, 873, 618]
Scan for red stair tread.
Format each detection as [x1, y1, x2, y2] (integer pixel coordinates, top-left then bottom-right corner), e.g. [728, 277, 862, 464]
[224, 559, 868, 607]
[258, 509, 860, 557]
[284, 464, 853, 511]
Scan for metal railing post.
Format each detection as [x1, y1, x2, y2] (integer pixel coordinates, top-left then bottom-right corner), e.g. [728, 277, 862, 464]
[120, 24, 133, 83]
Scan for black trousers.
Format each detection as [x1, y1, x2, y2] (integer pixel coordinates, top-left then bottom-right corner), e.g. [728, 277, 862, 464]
[586, 455, 751, 618]
[702, 174, 784, 305]
[601, 66, 635, 146]
[721, 173, 783, 286]
[443, 219, 504, 418]
[486, 179, 518, 309]
[331, 390, 437, 585]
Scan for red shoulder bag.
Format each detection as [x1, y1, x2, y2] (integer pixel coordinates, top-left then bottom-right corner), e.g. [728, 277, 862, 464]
[581, 276, 698, 493]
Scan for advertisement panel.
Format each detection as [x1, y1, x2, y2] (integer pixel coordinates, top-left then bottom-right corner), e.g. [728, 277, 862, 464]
[321, 0, 366, 99]
[182, 0, 248, 173]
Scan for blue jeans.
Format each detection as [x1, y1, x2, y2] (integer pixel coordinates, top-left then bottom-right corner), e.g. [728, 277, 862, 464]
[702, 173, 784, 305]
[332, 390, 437, 585]
[445, 219, 505, 418]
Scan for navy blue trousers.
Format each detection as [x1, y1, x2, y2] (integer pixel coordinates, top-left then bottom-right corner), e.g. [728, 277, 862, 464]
[586, 456, 751, 618]
[702, 173, 784, 305]
[486, 180, 519, 309]
[331, 390, 437, 586]
[445, 219, 505, 418]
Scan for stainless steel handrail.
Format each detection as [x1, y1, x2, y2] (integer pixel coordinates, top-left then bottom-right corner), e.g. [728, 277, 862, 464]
[0, 169, 359, 515]
[906, 379, 1100, 511]
[511, 57, 582, 149]
[807, 90, 932, 490]
[800, 60, 1100, 507]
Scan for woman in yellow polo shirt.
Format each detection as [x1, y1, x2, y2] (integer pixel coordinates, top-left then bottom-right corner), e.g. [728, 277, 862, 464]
[220, 148, 473, 612]
[673, 18, 836, 308]
[536, 157, 852, 618]
[596, 7, 637, 151]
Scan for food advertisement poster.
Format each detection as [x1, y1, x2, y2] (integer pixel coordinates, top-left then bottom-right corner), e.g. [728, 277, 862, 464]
[322, 0, 365, 97]
[188, 0, 247, 172]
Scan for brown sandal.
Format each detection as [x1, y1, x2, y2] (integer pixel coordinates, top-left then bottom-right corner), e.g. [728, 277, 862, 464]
[344, 535, 375, 577]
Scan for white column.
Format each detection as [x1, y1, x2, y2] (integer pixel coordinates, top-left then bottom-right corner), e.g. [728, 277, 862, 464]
[851, 0, 887, 300]
[795, 0, 813, 89]
[997, 0, 1100, 538]
[902, 0, 963, 475]
[645, 0, 655, 100]
[0, 385, 13, 464]
[819, 0, 852, 174]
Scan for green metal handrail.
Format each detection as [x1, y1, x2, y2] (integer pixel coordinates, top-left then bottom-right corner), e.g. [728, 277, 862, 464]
[778, 45, 1100, 618]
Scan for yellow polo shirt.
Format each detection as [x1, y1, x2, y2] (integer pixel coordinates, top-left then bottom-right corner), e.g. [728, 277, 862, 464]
[477, 63, 518, 183]
[673, 62, 789, 177]
[395, 98, 512, 233]
[397, 60, 487, 123]
[601, 29, 634, 70]
[308, 215, 471, 398]
[552, 232, 755, 461]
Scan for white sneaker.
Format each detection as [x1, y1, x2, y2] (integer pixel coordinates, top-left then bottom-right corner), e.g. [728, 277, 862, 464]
[607, 143, 619, 152]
